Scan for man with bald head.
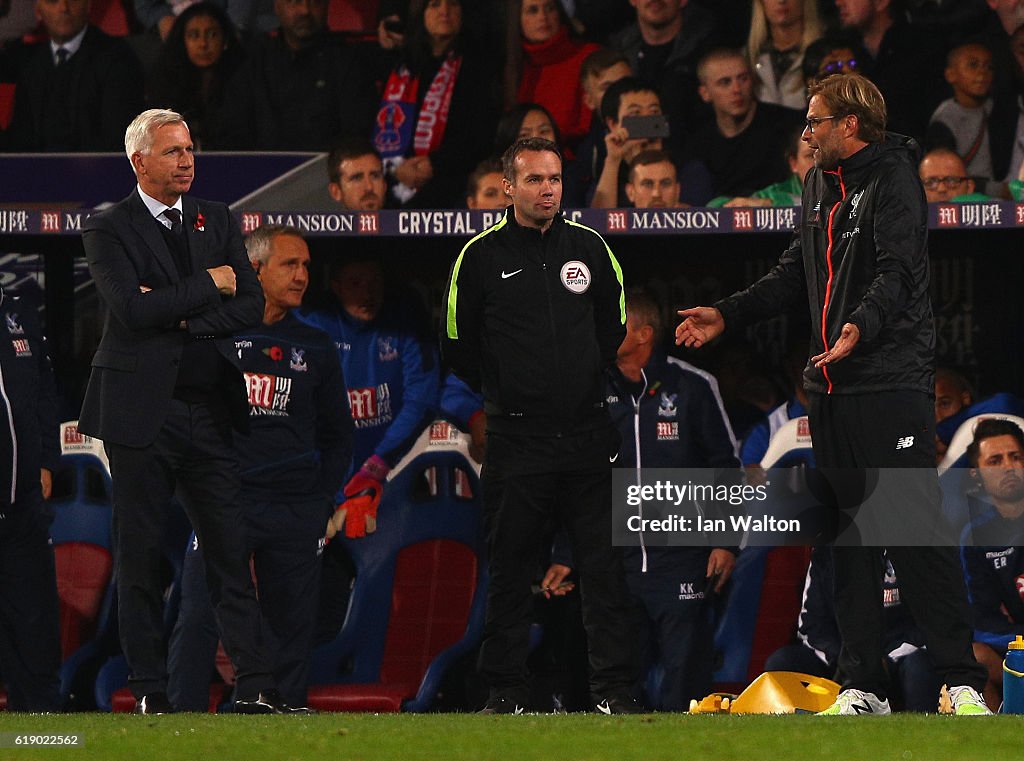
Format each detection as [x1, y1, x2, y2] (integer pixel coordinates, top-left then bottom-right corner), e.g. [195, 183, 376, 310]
[919, 148, 990, 203]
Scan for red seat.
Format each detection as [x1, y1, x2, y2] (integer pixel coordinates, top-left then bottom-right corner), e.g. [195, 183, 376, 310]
[328, 0, 378, 33]
[90, 0, 132, 36]
[308, 424, 487, 712]
[0, 83, 15, 131]
[745, 546, 812, 681]
[54, 543, 113, 660]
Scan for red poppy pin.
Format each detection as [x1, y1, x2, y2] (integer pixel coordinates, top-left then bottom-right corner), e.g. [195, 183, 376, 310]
[263, 345, 283, 361]
[194, 212, 205, 232]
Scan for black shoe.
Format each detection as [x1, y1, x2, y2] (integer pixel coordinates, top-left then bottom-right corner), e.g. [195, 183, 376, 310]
[234, 689, 299, 715]
[593, 695, 645, 715]
[134, 692, 174, 715]
[478, 696, 526, 715]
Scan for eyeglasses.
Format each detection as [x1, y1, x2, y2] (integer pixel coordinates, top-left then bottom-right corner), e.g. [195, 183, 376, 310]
[804, 115, 838, 134]
[922, 176, 968, 190]
[822, 59, 858, 74]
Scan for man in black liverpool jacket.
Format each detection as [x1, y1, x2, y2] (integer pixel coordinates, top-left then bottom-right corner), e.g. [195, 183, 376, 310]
[79, 109, 288, 715]
[442, 137, 639, 714]
[676, 73, 990, 716]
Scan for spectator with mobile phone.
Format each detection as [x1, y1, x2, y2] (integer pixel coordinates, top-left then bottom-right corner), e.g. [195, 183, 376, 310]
[589, 77, 712, 208]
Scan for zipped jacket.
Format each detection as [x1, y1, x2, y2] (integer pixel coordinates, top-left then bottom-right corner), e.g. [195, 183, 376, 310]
[607, 352, 740, 572]
[442, 210, 626, 436]
[0, 290, 59, 510]
[716, 134, 934, 395]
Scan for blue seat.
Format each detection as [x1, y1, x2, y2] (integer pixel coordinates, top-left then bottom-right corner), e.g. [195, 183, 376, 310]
[307, 422, 487, 712]
[48, 422, 115, 708]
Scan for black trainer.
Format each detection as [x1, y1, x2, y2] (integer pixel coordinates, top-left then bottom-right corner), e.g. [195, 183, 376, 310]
[134, 692, 174, 715]
[234, 689, 301, 714]
[593, 695, 645, 715]
[478, 696, 526, 715]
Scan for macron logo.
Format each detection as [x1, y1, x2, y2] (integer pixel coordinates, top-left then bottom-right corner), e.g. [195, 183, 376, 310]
[895, 436, 915, 450]
[501, 269, 523, 279]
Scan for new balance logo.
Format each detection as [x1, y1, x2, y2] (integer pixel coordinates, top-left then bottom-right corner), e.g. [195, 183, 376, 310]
[852, 702, 875, 714]
[501, 269, 523, 279]
[895, 436, 915, 450]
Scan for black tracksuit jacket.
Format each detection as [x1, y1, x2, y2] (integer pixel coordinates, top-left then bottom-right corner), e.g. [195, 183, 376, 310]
[442, 209, 626, 436]
[715, 134, 934, 396]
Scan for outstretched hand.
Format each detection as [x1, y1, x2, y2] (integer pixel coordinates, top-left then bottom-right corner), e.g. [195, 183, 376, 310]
[811, 322, 861, 367]
[675, 307, 725, 349]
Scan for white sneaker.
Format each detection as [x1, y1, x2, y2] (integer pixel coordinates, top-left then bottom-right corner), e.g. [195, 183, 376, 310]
[816, 689, 891, 715]
[940, 685, 993, 716]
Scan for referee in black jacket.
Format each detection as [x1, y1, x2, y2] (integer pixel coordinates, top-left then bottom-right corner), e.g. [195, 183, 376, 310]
[442, 137, 639, 714]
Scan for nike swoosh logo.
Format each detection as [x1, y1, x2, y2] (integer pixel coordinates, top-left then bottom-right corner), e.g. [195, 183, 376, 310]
[501, 269, 523, 279]
[609, 453, 619, 463]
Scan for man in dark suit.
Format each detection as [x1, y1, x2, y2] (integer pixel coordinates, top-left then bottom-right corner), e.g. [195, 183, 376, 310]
[79, 108, 288, 715]
[7, 0, 143, 151]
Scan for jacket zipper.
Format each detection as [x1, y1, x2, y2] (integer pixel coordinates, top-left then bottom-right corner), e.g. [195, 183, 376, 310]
[820, 167, 847, 394]
[632, 369, 648, 573]
[540, 242, 562, 422]
[0, 363, 17, 503]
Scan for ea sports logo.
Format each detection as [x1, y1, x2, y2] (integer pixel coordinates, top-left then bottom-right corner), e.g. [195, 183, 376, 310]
[560, 261, 591, 294]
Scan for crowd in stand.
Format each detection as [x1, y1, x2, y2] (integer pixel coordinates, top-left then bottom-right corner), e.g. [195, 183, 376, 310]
[2, 0, 1024, 205]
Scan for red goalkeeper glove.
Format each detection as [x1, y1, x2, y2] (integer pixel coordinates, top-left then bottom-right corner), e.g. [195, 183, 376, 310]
[331, 456, 389, 539]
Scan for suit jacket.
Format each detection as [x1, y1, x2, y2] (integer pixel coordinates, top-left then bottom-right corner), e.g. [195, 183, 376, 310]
[79, 190, 264, 448]
[7, 25, 144, 151]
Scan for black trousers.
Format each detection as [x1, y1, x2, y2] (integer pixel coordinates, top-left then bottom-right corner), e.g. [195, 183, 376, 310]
[477, 428, 636, 704]
[626, 553, 715, 711]
[808, 390, 986, 697]
[106, 400, 271, 699]
[168, 497, 328, 710]
[0, 502, 61, 711]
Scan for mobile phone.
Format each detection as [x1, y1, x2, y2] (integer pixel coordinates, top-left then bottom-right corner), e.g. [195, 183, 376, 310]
[621, 115, 670, 140]
[383, 18, 405, 35]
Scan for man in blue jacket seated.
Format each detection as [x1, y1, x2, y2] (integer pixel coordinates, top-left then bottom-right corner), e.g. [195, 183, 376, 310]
[300, 255, 439, 638]
[607, 288, 739, 710]
[765, 548, 940, 711]
[168, 225, 353, 712]
[959, 418, 1024, 712]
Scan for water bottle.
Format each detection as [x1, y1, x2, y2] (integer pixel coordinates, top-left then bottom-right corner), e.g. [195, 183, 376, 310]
[1002, 634, 1024, 714]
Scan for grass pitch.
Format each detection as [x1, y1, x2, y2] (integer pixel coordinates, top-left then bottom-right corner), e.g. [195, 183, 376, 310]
[0, 712, 1021, 761]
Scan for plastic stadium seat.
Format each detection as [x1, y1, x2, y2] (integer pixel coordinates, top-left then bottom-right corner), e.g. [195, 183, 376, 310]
[759, 416, 813, 469]
[0, 84, 14, 131]
[710, 418, 815, 691]
[307, 421, 486, 712]
[89, 0, 132, 36]
[50, 422, 115, 707]
[328, 0, 378, 33]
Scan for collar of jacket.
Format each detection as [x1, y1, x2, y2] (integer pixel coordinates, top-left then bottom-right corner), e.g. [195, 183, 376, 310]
[829, 132, 919, 185]
[521, 26, 580, 66]
[503, 206, 565, 242]
[608, 349, 669, 395]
